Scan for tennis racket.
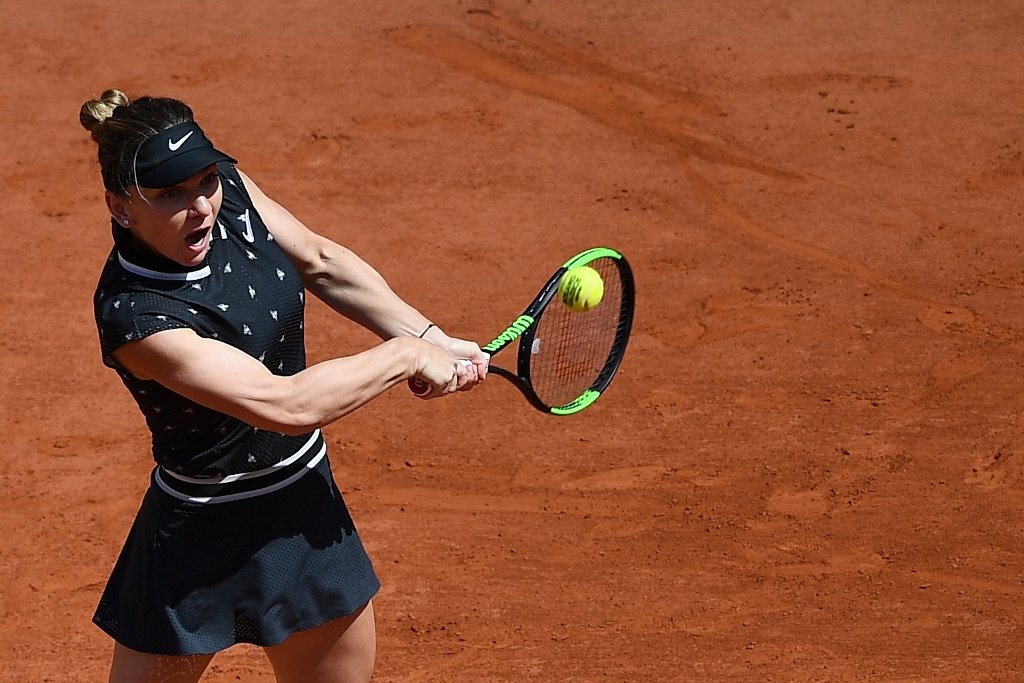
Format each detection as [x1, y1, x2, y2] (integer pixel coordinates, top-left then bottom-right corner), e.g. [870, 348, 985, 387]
[410, 246, 635, 415]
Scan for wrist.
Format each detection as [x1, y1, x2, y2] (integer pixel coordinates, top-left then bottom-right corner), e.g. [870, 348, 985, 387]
[419, 323, 450, 348]
[389, 336, 428, 380]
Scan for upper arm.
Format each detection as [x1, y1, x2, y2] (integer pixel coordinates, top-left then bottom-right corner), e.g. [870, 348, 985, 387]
[233, 168, 425, 340]
[112, 327, 304, 434]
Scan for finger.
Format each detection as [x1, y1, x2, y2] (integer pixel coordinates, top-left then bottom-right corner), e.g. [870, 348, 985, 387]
[456, 363, 477, 390]
[409, 357, 480, 397]
[454, 359, 473, 389]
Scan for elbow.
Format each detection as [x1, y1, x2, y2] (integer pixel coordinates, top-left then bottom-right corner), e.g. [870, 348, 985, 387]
[242, 367, 365, 436]
[246, 383, 329, 436]
[259, 406, 327, 437]
[273, 419, 322, 438]
[303, 241, 347, 287]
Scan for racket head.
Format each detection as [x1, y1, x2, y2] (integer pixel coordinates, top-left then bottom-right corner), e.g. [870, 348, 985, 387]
[511, 247, 635, 415]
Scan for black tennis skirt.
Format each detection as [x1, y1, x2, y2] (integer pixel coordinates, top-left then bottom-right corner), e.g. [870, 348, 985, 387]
[93, 450, 380, 655]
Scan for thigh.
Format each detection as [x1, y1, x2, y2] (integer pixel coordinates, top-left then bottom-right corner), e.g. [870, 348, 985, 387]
[108, 643, 214, 683]
[264, 601, 376, 683]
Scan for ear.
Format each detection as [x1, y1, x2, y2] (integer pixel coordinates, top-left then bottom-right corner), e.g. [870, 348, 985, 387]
[105, 191, 132, 227]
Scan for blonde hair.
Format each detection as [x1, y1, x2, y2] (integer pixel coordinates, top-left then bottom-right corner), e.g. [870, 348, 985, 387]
[78, 88, 194, 195]
[79, 89, 130, 140]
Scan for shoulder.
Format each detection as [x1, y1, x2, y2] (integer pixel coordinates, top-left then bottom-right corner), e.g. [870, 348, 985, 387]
[214, 162, 275, 245]
[217, 161, 246, 194]
[94, 274, 202, 364]
[224, 169, 331, 279]
[216, 162, 251, 210]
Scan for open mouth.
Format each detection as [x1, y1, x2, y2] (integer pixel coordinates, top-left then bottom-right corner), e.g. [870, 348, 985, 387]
[184, 227, 211, 253]
[185, 226, 211, 249]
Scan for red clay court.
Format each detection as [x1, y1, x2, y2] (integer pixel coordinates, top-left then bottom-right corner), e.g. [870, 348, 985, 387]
[1, 2, 1022, 681]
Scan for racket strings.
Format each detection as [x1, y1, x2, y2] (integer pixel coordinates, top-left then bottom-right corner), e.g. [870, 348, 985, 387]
[529, 258, 624, 407]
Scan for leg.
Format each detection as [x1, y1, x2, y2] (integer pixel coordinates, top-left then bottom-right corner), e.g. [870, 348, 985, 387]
[264, 601, 376, 683]
[108, 643, 214, 683]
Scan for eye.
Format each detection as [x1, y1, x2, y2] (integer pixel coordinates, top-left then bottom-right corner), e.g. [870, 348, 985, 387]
[201, 172, 220, 187]
[160, 188, 182, 199]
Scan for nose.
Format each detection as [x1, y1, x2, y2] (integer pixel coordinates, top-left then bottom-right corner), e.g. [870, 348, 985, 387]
[188, 194, 213, 218]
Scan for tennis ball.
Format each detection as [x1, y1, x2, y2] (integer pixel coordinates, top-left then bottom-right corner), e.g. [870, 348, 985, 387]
[559, 266, 604, 312]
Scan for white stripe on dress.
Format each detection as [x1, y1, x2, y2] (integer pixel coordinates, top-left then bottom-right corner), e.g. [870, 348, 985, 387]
[118, 252, 211, 281]
[154, 441, 327, 504]
[161, 430, 322, 485]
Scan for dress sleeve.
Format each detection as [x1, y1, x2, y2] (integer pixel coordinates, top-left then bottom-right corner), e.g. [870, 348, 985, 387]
[96, 289, 197, 369]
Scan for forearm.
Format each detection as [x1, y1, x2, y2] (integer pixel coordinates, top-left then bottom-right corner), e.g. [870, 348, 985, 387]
[302, 243, 488, 369]
[255, 337, 419, 434]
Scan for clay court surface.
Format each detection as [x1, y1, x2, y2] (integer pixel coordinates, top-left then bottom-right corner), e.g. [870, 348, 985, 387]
[2, 1, 1023, 680]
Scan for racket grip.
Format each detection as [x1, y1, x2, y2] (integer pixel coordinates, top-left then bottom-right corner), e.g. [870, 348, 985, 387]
[408, 359, 473, 397]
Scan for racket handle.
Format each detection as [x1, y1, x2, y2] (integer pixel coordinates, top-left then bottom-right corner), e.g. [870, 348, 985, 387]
[408, 359, 473, 397]
[408, 377, 431, 396]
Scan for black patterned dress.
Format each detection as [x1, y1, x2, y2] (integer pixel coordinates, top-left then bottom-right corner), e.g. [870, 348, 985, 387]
[91, 162, 379, 655]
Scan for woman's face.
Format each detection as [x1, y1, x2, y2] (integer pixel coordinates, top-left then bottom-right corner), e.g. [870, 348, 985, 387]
[108, 164, 224, 268]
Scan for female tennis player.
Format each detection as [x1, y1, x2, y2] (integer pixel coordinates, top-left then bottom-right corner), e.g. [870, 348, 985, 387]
[79, 88, 487, 683]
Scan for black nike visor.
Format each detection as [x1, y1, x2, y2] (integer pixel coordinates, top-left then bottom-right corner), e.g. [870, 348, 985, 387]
[135, 121, 236, 189]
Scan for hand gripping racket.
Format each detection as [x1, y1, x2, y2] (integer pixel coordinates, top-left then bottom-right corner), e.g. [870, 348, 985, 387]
[409, 246, 635, 415]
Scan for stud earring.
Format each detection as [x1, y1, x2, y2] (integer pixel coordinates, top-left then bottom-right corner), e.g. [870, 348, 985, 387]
[122, 218, 130, 226]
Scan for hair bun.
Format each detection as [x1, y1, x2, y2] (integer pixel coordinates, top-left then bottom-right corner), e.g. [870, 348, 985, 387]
[79, 89, 130, 136]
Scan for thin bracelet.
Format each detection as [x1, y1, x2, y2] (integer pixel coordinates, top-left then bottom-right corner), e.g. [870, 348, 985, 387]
[417, 323, 436, 338]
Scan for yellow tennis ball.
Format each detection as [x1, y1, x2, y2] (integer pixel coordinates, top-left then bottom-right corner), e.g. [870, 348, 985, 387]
[559, 266, 604, 312]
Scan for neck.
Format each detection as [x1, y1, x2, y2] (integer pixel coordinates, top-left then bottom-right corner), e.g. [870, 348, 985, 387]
[112, 221, 195, 273]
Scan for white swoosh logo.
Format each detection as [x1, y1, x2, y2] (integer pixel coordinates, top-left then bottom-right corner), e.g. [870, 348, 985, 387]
[168, 131, 194, 151]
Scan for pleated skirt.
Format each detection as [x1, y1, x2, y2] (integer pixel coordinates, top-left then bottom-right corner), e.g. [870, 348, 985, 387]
[93, 455, 380, 655]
